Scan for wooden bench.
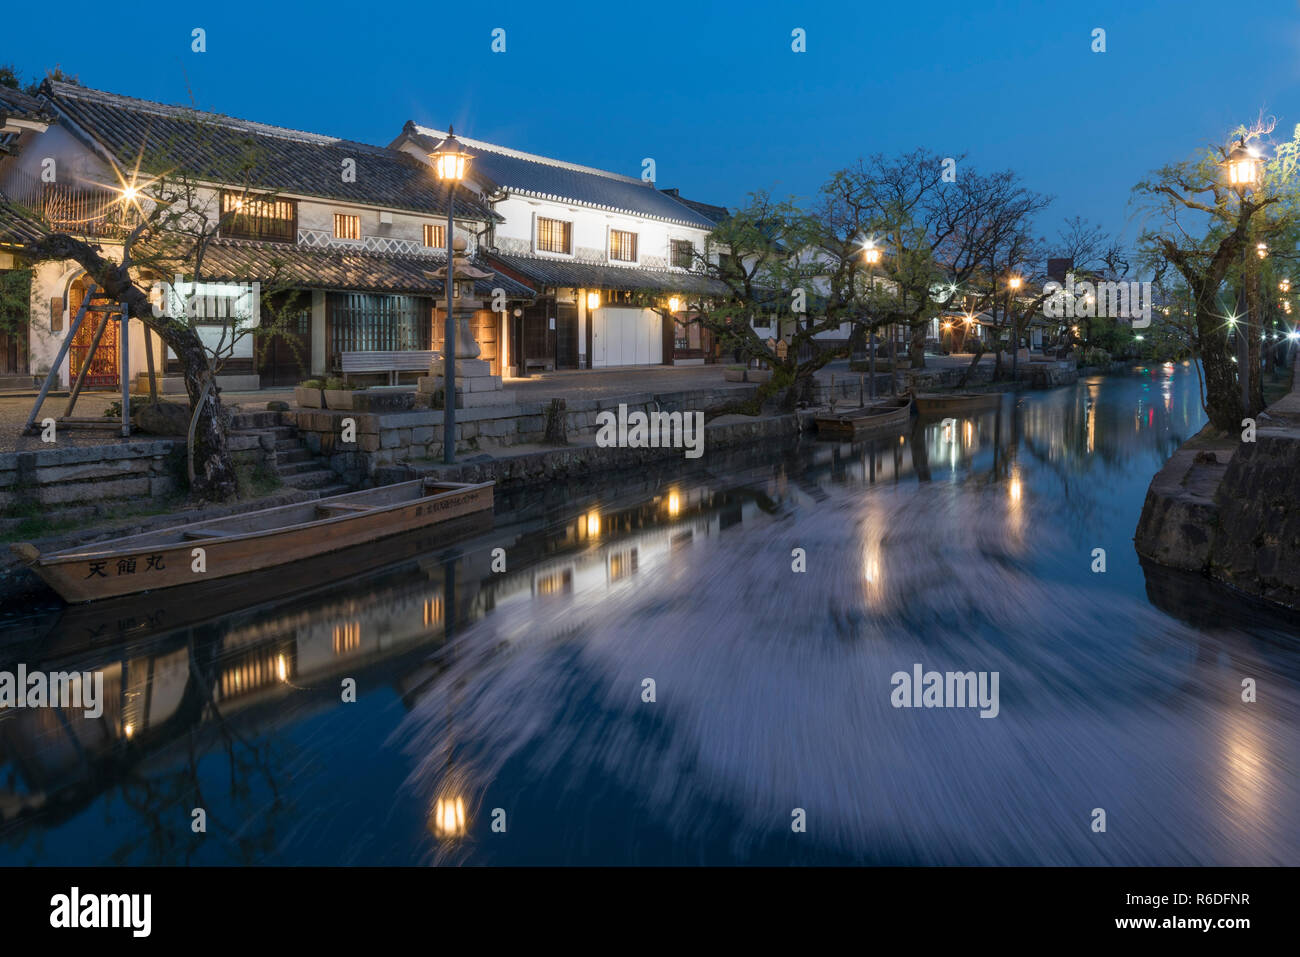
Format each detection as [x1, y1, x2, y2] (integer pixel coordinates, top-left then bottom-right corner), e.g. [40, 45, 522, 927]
[339, 350, 437, 386]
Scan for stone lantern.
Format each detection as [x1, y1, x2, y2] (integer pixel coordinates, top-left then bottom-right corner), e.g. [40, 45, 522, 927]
[427, 236, 495, 361]
[419, 237, 515, 410]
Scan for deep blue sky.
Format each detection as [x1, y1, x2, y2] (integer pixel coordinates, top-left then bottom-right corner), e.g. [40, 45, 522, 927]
[6, 0, 1300, 248]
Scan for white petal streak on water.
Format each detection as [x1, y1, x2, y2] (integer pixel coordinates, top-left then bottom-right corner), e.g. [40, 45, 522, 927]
[397, 479, 1298, 865]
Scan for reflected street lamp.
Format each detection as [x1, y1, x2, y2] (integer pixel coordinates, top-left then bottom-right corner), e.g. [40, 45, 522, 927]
[862, 244, 884, 398]
[430, 126, 473, 465]
[1008, 275, 1024, 382]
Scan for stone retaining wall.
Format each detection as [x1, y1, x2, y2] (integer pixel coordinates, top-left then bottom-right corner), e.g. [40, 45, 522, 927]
[0, 440, 185, 515]
[1135, 365, 1300, 610]
[374, 411, 812, 489]
[293, 385, 759, 486]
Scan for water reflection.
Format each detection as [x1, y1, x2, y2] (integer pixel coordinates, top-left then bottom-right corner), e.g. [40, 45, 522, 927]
[2, 364, 1297, 865]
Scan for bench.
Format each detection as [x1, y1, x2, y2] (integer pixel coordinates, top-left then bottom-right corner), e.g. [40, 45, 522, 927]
[339, 350, 438, 386]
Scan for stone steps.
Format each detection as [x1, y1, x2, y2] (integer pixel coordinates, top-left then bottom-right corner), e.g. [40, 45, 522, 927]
[227, 410, 352, 493]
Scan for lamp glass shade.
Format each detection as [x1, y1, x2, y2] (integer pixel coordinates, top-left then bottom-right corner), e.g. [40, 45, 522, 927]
[1225, 141, 1260, 189]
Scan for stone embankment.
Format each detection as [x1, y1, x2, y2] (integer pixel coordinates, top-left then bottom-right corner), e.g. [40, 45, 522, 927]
[1135, 366, 1300, 609]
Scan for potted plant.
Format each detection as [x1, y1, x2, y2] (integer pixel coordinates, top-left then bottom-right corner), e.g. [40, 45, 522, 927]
[294, 379, 325, 408]
[323, 377, 359, 410]
[723, 365, 746, 382]
[746, 368, 772, 384]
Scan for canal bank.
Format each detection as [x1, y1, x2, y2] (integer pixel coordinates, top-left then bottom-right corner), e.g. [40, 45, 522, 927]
[1135, 363, 1300, 610]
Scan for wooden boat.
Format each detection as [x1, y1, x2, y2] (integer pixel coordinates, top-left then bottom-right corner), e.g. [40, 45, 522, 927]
[815, 397, 913, 438]
[10, 478, 494, 604]
[913, 392, 1003, 415]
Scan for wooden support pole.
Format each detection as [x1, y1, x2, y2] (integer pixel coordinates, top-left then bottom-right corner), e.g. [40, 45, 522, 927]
[143, 323, 158, 403]
[23, 283, 97, 435]
[63, 310, 111, 418]
[120, 301, 130, 437]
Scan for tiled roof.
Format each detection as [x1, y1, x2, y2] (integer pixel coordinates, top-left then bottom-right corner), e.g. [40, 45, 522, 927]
[398, 124, 718, 229]
[0, 86, 49, 120]
[42, 83, 499, 222]
[0, 197, 49, 246]
[173, 239, 535, 298]
[660, 189, 729, 224]
[486, 252, 730, 297]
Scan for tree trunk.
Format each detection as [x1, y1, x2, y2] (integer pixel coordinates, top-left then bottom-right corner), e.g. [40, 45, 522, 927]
[23, 234, 237, 500]
[908, 321, 926, 370]
[1245, 277, 1265, 414]
[956, 342, 985, 389]
[1196, 302, 1242, 433]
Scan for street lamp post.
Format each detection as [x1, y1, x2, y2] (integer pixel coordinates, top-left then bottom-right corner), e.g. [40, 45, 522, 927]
[863, 245, 882, 399]
[1225, 136, 1261, 415]
[1008, 275, 1023, 384]
[430, 127, 472, 465]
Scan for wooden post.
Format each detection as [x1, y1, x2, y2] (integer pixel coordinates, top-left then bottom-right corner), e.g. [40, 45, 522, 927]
[23, 283, 96, 435]
[120, 301, 130, 437]
[143, 323, 158, 403]
[63, 309, 111, 417]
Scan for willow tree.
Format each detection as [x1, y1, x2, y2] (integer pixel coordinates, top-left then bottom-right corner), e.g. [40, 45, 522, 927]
[1134, 121, 1300, 431]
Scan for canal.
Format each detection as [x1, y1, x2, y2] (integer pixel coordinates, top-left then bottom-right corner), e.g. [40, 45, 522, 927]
[1, 361, 1296, 865]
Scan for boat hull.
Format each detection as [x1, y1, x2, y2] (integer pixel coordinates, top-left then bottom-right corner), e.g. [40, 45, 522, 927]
[815, 401, 912, 438]
[914, 393, 1003, 415]
[15, 480, 494, 603]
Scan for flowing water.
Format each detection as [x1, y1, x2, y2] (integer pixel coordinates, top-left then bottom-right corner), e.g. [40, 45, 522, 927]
[1, 362, 1297, 865]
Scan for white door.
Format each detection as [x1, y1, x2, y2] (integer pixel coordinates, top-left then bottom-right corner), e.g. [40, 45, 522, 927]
[592, 308, 663, 366]
[591, 308, 607, 367]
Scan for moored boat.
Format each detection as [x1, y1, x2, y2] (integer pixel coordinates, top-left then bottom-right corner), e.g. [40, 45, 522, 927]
[11, 478, 494, 604]
[913, 392, 1003, 415]
[815, 397, 913, 438]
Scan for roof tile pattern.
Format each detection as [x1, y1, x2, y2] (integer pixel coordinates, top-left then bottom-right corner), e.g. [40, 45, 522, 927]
[487, 252, 729, 296]
[404, 126, 717, 229]
[185, 239, 535, 298]
[45, 83, 497, 221]
[0, 198, 50, 246]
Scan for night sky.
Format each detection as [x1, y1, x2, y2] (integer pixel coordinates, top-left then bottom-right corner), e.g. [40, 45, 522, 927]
[6, 0, 1300, 246]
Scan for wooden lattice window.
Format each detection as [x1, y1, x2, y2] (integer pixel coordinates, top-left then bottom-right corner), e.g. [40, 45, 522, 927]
[423, 223, 446, 247]
[537, 217, 572, 254]
[334, 213, 361, 240]
[220, 191, 297, 243]
[671, 240, 694, 269]
[610, 230, 637, 262]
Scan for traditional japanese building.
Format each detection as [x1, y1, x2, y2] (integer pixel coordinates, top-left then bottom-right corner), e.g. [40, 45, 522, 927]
[0, 82, 533, 392]
[389, 123, 732, 372]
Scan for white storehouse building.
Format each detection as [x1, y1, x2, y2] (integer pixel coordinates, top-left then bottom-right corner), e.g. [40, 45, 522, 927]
[391, 123, 731, 372]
